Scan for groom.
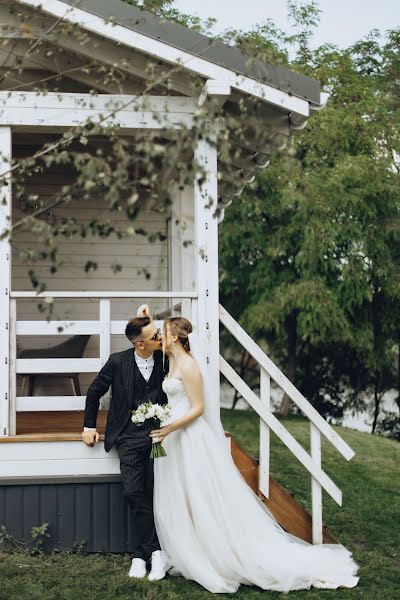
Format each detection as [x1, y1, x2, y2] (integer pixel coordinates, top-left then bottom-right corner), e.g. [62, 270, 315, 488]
[82, 304, 170, 581]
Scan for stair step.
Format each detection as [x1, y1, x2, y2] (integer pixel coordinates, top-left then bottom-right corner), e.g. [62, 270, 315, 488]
[229, 435, 338, 544]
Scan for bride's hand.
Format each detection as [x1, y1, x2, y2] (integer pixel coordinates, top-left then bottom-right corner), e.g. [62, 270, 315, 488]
[137, 303, 151, 318]
[150, 426, 171, 442]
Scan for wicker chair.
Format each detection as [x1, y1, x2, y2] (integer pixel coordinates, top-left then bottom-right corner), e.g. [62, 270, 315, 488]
[18, 335, 91, 396]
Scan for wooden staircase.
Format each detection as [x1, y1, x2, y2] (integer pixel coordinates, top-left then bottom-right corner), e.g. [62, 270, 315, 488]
[219, 304, 355, 545]
[228, 434, 337, 544]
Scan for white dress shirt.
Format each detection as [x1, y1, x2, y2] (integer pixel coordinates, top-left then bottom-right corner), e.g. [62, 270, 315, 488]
[84, 351, 155, 432]
[134, 350, 154, 382]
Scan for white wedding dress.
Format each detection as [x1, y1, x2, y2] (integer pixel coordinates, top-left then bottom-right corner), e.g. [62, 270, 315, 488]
[153, 374, 359, 594]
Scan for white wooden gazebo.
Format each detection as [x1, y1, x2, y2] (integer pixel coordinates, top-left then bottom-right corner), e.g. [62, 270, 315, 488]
[0, 0, 355, 550]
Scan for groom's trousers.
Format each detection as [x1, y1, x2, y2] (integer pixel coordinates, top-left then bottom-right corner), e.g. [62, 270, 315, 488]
[115, 420, 161, 561]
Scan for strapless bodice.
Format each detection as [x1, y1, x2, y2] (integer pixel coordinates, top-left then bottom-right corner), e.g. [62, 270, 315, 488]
[162, 376, 191, 422]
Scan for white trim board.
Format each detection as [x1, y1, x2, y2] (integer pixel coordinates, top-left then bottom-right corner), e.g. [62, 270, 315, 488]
[0, 441, 120, 477]
[16, 396, 86, 411]
[0, 92, 196, 112]
[0, 92, 195, 130]
[16, 358, 101, 374]
[14, 0, 310, 118]
[16, 321, 102, 335]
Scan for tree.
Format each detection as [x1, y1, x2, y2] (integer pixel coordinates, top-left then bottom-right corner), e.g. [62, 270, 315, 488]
[220, 9, 400, 428]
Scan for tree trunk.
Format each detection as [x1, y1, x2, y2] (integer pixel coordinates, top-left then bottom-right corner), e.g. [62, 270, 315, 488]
[279, 313, 297, 417]
[371, 373, 381, 434]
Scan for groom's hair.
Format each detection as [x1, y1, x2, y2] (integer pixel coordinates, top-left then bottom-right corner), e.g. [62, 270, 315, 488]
[125, 316, 151, 343]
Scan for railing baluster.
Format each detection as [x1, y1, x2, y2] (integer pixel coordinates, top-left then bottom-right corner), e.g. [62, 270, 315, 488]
[99, 299, 111, 410]
[310, 422, 323, 544]
[259, 368, 271, 497]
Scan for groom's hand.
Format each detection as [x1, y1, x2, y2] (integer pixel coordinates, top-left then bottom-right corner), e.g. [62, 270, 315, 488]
[137, 304, 151, 318]
[82, 430, 99, 447]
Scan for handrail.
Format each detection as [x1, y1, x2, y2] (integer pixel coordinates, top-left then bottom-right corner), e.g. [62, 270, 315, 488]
[220, 356, 342, 505]
[219, 304, 354, 461]
[11, 291, 198, 298]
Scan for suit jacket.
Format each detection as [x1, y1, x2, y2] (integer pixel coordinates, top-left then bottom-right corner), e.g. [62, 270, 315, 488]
[84, 348, 168, 452]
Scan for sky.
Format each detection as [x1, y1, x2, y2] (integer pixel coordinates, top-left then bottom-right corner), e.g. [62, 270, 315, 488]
[175, 0, 400, 49]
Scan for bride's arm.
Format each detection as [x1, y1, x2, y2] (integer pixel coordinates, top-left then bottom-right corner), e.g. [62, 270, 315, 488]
[149, 365, 204, 441]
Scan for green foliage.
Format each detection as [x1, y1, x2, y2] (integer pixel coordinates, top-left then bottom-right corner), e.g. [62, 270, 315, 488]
[0, 522, 50, 555]
[220, 7, 400, 429]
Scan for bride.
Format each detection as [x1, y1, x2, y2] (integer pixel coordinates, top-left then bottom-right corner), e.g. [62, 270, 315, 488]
[149, 316, 359, 594]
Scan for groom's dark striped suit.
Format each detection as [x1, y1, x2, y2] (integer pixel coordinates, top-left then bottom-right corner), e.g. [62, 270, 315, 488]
[84, 348, 168, 561]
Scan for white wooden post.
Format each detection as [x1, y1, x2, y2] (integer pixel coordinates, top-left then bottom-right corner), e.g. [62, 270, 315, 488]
[180, 185, 196, 320]
[259, 368, 271, 497]
[194, 124, 219, 406]
[0, 126, 11, 437]
[9, 298, 17, 435]
[168, 184, 182, 317]
[168, 184, 196, 320]
[310, 422, 323, 544]
[99, 299, 111, 410]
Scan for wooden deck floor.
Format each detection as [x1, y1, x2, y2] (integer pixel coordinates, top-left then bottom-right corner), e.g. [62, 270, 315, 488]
[0, 411, 230, 443]
[0, 411, 107, 442]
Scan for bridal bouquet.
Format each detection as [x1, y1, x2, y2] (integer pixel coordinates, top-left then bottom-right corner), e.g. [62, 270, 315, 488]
[130, 402, 171, 458]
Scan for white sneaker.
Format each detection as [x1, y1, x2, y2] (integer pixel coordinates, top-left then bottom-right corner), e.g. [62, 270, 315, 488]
[148, 550, 170, 581]
[128, 557, 147, 578]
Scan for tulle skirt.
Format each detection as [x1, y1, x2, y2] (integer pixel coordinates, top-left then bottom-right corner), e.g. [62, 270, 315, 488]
[154, 415, 359, 594]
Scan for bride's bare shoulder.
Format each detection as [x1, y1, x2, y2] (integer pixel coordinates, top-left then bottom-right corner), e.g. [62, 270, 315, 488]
[181, 353, 201, 379]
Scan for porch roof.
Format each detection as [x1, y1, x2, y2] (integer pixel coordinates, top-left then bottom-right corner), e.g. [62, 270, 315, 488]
[6, 1, 327, 215]
[59, 0, 320, 105]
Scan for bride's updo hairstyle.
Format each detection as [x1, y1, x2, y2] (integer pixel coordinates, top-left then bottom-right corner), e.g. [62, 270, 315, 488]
[164, 317, 193, 351]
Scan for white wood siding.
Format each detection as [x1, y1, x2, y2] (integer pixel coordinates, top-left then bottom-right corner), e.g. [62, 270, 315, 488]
[12, 167, 169, 397]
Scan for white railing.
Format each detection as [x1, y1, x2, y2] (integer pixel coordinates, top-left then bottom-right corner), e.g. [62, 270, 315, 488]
[8, 291, 198, 432]
[219, 304, 355, 544]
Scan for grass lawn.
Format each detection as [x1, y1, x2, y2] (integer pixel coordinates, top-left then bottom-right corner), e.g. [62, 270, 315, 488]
[0, 409, 399, 600]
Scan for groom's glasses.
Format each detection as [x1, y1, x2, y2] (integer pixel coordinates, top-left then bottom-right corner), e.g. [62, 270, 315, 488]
[149, 328, 161, 341]
[141, 328, 161, 342]
[135, 327, 162, 345]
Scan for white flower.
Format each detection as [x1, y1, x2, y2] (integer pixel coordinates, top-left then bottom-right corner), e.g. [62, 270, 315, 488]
[146, 405, 157, 419]
[134, 412, 146, 423]
[157, 404, 171, 421]
[131, 402, 170, 425]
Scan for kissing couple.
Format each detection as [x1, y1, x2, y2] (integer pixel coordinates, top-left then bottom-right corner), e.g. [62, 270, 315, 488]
[82, 305, 359, 594]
